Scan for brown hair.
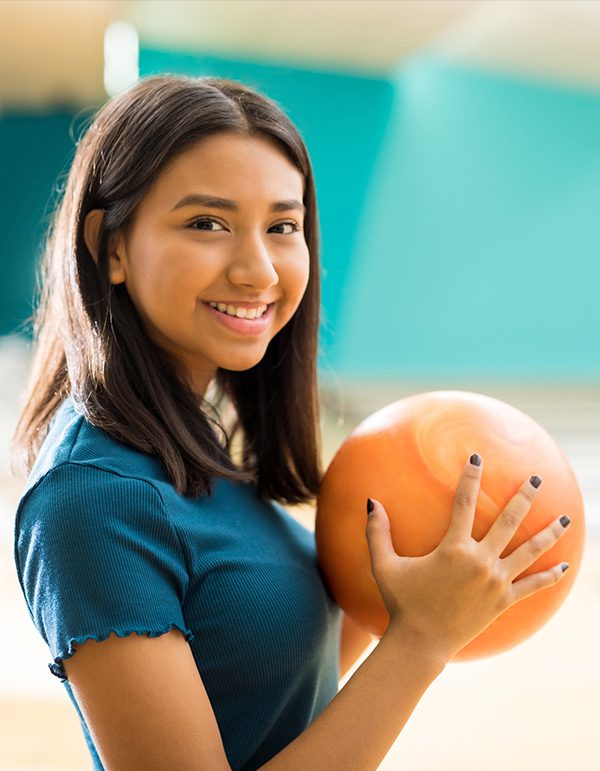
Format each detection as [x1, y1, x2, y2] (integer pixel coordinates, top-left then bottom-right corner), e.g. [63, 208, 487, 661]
[10, 74, 323, 504]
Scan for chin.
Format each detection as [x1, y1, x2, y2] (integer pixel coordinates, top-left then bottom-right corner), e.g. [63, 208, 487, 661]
[216, 355, 267, 372]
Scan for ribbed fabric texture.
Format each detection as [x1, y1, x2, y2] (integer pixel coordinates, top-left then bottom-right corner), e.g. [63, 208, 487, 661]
[14, 396, 342, 770]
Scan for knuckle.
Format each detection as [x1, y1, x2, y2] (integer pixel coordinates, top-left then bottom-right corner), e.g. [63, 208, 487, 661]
[440, 540, 470, 561]
[487, 569, 505, 591]
[462, 467, 480, 481]
[455, 490, 475, 508]
[501, 508, 520, 529]
[527, 573, 546, 597]
[467, 555, 494, 580]
[434, 541, 456, 565]
[519, 485, 536, 504]
[527, 536, 546, 558]
[533, 572, 547, 591]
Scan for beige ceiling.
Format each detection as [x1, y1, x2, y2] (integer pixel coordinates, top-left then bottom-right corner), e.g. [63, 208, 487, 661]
[1, 0, 599, 110]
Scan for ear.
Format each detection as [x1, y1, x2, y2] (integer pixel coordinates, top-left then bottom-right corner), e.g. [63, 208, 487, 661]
[83, 208, 127, 285]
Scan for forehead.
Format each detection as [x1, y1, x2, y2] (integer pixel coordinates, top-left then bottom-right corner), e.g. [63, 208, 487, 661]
[144, 132, 305, 210]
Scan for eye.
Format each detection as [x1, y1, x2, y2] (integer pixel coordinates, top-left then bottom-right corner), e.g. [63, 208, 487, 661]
[270, 221, 302, 235]
[187, 216, 302, 234]
[188, 216, 225, 232]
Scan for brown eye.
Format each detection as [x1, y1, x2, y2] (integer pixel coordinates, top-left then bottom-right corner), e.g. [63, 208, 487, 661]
[270, 221, 301, 235]
[189, 217, 225, 231]
[188, 217, 301, 234]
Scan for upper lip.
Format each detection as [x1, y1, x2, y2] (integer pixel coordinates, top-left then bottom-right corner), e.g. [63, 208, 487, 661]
[203, 300, 275, 308]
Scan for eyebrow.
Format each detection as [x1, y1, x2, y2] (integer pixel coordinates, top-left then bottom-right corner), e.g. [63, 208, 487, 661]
[170, 193, 306, 215]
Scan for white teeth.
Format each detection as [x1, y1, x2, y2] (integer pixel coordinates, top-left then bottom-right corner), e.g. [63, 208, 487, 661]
[207, 301, 268, 319]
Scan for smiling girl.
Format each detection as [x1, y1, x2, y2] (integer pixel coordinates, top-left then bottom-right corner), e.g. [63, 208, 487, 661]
[12, 75, 570, 770]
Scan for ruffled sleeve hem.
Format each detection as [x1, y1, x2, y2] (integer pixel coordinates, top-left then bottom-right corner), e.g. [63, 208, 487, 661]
[48, 623, 196, 682]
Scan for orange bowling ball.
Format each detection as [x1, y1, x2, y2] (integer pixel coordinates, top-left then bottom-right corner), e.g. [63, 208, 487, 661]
[315, 390, 585, 660]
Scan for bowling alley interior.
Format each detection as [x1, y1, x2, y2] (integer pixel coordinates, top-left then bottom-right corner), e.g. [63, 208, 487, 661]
[1, 1, 599, 769]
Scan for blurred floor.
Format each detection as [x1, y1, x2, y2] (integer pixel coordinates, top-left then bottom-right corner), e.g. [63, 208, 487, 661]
[1, 336, 598, 770]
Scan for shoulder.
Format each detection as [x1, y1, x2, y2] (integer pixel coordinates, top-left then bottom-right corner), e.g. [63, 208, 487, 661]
[14, 397, 175, 555]
[18, 460, 165, 519]
[22, 394, 168, 501]
[13, 460, 189, 634]
[13, 462, 177, 587]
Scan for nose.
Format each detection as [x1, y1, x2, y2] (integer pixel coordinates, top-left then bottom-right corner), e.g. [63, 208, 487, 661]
[225, 230, 280, 290]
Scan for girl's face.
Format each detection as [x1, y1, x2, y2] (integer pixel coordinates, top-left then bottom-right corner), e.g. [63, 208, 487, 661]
[87, 132, 310, 397]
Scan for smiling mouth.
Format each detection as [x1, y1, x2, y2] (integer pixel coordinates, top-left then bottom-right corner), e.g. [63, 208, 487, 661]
[203, 301, 274, 320]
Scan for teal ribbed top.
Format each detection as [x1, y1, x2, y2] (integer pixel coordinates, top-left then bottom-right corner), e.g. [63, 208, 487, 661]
[13, 396, 342, 770]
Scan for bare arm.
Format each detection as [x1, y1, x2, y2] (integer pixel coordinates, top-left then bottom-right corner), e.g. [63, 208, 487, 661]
[338, 611, 375, 681]
[66, 623, 443, 771]
[262, 623, 446, 770]
[64, 630, 231, 771]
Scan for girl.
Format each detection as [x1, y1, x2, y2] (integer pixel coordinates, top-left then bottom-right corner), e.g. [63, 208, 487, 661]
[12, 74, 571, 770]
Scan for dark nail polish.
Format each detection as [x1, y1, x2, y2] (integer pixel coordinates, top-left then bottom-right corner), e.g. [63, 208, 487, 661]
[470, 453, 481, 467]
[367, 498, 374, 515]
[559, 515, 571, 528]
[530, 475, 542, 489]
[561, 563, 569, 573]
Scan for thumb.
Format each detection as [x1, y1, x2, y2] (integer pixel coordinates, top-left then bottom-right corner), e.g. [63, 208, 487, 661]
[365, 498, 398, 573]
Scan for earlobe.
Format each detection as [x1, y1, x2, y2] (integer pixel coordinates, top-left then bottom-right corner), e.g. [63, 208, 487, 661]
[83, 208, 127, 285]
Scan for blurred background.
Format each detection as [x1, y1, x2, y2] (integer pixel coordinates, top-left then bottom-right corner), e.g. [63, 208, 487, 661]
[0, 1, 598, 769]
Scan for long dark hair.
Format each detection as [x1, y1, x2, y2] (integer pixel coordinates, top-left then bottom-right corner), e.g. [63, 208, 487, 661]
[10, 74, 323, 504]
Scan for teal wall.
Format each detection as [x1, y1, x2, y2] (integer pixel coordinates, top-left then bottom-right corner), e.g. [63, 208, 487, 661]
[2, 50, 599, 382]
[0, 110, 77, 336]
[336, 56, 600, 380]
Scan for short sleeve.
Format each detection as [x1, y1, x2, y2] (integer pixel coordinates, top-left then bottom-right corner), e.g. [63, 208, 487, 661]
[14, 462, 195, 682]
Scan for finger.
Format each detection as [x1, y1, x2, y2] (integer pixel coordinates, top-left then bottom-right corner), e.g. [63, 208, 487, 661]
[503, 559, 570, 609]
[479, 475, 542, 557]
[443, 453, 483, 544]
[500, 514, 571, 582]
[365, 498, 397, 576]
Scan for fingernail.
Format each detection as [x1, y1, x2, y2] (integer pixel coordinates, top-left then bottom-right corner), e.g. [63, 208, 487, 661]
[530, 475, 542, 488]
[561, 562, 570, 572]
[470, 453, 481, 466]
[559, 515, 571, 528]
[367, 498, 374, 515]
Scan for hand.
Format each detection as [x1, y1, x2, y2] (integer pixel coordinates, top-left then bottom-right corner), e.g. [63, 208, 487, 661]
[365, 453, 571, 662]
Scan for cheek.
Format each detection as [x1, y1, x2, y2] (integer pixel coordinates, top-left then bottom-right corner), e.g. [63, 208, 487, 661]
[283, 250, 311, 300]
[125, 269, 187, 340]
[138, 253, 204, 308]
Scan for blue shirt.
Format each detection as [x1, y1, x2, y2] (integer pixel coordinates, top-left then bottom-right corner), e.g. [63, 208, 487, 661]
[13, 395, 342, 770]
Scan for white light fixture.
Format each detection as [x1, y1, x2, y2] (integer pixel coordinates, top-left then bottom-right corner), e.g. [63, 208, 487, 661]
[104, 20, 139, 97]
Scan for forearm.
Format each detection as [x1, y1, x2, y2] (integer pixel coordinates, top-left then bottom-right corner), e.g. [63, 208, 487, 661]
[339, 612, 375, 681]
[260, 625, 448, 771]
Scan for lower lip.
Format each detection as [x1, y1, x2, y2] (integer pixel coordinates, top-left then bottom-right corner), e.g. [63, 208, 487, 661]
[201, 302, 275, 334]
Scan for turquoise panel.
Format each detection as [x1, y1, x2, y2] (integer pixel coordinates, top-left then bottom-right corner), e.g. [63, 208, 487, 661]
[0, 111, 77, 336]
[336, 57, 600, 380]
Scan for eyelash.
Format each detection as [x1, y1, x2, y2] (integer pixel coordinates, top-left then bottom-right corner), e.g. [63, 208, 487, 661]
[188, 216, 302, 235]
